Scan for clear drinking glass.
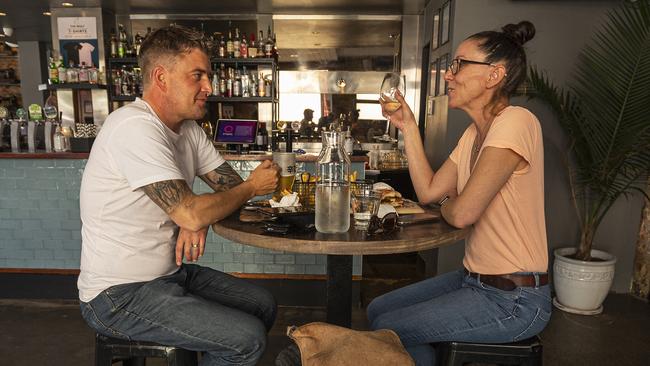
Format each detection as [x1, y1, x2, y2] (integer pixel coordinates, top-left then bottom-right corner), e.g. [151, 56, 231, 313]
[378, 72, 406, 142]
[351, 189, 381, 230]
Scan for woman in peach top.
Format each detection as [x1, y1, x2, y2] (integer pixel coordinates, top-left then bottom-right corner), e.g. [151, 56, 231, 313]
[367, 21, 551, 365]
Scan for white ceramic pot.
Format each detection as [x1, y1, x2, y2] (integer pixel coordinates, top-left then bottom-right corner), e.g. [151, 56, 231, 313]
[553, 247, 617, 315]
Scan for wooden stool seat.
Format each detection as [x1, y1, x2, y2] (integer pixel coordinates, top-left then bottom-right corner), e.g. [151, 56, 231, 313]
[95, 333, 198, 366]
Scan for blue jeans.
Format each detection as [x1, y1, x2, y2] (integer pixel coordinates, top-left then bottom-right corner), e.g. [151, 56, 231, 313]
[80, 264, 277, 366]
[367, 269, 551, 366]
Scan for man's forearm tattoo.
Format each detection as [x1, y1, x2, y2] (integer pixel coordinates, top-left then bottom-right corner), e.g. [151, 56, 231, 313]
[200, 163, 243, 192]
[141, 180, 193, 214]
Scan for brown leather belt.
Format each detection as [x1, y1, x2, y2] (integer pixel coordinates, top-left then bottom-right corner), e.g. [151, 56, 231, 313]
[464, 269, 548, 291]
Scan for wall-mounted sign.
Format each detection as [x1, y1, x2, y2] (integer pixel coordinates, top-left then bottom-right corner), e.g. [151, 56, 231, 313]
[57, 17, 97, 40]
[57, 17, 99, 69]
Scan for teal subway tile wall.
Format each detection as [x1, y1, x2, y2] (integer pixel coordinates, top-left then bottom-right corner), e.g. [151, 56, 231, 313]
[0, 158, 363, 276]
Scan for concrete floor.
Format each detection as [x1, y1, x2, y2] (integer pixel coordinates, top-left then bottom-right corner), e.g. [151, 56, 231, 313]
[0, 293, 649, 366]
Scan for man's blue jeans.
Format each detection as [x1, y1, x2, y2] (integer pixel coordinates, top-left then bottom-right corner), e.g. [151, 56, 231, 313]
[80, 264, 277, 366]
[367, 269, 551, 366]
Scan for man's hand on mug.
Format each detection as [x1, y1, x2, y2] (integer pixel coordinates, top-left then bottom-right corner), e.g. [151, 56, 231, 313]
[247, 160, 280, 196]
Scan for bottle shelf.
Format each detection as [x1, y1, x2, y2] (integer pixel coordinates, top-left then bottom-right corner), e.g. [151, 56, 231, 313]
[207, 96, 275, 103]
[38, 83, 107, 91]
[108, 57, 139, 64]
[210, 58, 275, 65]
[110, 95, 138, 102]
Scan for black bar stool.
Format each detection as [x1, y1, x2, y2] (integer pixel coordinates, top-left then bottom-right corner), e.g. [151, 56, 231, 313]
[95, 333, 198, 366]
[436, 336, 542, 366]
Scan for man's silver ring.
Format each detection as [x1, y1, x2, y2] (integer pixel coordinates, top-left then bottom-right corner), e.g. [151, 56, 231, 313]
[191, 243, 199, 248]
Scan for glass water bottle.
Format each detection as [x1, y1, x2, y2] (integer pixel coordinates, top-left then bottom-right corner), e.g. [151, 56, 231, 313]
[315, 131, 351, 233]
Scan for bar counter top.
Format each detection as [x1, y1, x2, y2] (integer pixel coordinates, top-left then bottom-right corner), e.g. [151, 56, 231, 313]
[0, 152, 368, 162]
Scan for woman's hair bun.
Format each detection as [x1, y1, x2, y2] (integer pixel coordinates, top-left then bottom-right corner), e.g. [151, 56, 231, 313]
[501, 21, 536, 46]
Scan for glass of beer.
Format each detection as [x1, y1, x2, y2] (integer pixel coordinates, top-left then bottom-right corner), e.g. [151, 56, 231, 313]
[272, 152, 296, 200]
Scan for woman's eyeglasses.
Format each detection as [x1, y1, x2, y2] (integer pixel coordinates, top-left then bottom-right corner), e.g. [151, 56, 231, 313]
[367, 213, 398, 236]
[449, 58, 497, 75]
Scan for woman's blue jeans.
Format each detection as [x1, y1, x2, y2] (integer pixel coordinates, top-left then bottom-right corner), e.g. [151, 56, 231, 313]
[367, 269, 551, 366]
[80, 263, 277, 366]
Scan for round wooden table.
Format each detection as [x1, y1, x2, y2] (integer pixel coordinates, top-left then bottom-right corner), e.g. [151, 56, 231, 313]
[212, 210, 468, 327]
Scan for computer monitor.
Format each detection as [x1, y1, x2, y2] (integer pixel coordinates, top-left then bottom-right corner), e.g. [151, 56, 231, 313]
[214, 119, 258, 144]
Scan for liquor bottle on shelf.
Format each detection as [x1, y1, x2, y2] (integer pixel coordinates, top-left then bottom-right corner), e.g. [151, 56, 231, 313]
[233, 69, 242, 97]
[218, 35, 226, 58]
[249, 71, 258, 97]
[272, 33, 279, 62]
[67, 61, 79, 83]
[57, 56, 67, 84]
[112, 69, 122, 96]
[134, 33, 143, 56]
[78, 62, 89, 83]
[211, 72, 219, 96]
[118, 24, 128, 58]
[233, 27, 241, 58]
[219, 63, 226, 96]
[249, 33, 257, 58]
[109, 29, 118, 58]
[258, 72, 266, 97]
[264, 26, 273, 57]
[226, 72, 233, 98]
[48, 57, 59, 84]
[241, 66, 250, 97]
[259, 30, 265, 57]
[226, 29, 234, 58]
[240, 32, 248, 58]
[88, 63, 99, 84]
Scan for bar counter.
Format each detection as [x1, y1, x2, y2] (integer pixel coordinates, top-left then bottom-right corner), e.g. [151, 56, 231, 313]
[0, 151, 367, 281]
[0, 152, 369, 162]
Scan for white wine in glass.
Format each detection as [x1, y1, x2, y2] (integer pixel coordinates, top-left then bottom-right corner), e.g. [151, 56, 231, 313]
[378, 72, 406, 142]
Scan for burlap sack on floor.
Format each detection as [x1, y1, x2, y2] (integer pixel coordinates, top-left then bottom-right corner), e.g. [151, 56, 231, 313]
[286, 322, 414, 366]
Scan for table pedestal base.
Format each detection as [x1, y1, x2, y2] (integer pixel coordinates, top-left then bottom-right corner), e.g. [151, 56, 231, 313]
[326, 254, 353, 327]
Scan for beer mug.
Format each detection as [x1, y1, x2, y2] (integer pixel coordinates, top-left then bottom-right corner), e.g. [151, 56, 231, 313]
[273, 152, 296, 199]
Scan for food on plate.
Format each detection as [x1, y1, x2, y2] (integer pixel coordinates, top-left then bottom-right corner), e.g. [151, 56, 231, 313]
[376, 188, 404, 208]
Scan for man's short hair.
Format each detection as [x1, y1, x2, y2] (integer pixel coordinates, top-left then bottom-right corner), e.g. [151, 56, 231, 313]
[138, 25, 208, 87]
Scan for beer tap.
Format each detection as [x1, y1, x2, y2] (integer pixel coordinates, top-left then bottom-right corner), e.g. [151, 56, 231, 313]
[43, 104, 58, 153]
[27, 104, 44, 153]
[10, 107, 27, 153]
[0, 106, 8, 151]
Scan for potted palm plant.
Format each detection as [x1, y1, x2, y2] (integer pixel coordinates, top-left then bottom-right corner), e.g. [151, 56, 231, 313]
[527, 0, 650, 314]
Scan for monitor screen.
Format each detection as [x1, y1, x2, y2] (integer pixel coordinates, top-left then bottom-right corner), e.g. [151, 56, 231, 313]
[214, 119, 258, 144]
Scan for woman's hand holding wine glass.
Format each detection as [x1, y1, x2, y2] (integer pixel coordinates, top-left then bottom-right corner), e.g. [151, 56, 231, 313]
[380, 89, 415, 133]
[378, 73, 411, 140]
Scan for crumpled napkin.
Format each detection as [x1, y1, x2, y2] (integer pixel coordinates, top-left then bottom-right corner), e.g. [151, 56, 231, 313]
[378, 203, 397, 218]
[269, 192, 302, 208]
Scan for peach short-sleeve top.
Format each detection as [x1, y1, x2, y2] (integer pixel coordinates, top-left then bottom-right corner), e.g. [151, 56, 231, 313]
[449, 106, 548, 274]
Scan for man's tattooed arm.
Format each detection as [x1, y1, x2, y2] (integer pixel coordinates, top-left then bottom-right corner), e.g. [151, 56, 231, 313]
[141, 179, 194, 215]
[199, 162, 244, 193]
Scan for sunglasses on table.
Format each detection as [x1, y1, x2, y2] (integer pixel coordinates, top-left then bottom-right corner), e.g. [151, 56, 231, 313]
[367, 213, 399, 236]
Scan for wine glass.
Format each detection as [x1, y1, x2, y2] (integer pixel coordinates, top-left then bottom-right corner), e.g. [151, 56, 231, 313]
[378, 72, 406, 142]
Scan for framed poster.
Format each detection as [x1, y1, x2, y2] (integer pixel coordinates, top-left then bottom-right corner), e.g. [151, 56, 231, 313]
[431, 9, 441, 50]
[441, 1, 451, 45]
[57, 17, 99, 68]
[430, 59, 439, 97]
[438, 54, 449, 96]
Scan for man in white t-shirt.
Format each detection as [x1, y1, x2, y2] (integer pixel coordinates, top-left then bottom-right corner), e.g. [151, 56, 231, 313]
[78, 25, 279, 366]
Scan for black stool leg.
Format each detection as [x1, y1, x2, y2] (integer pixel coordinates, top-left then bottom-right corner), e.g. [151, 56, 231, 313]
[95, 335, 113, 366]
[166, 348, 198, 366]
[123, 357, 147, 366]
